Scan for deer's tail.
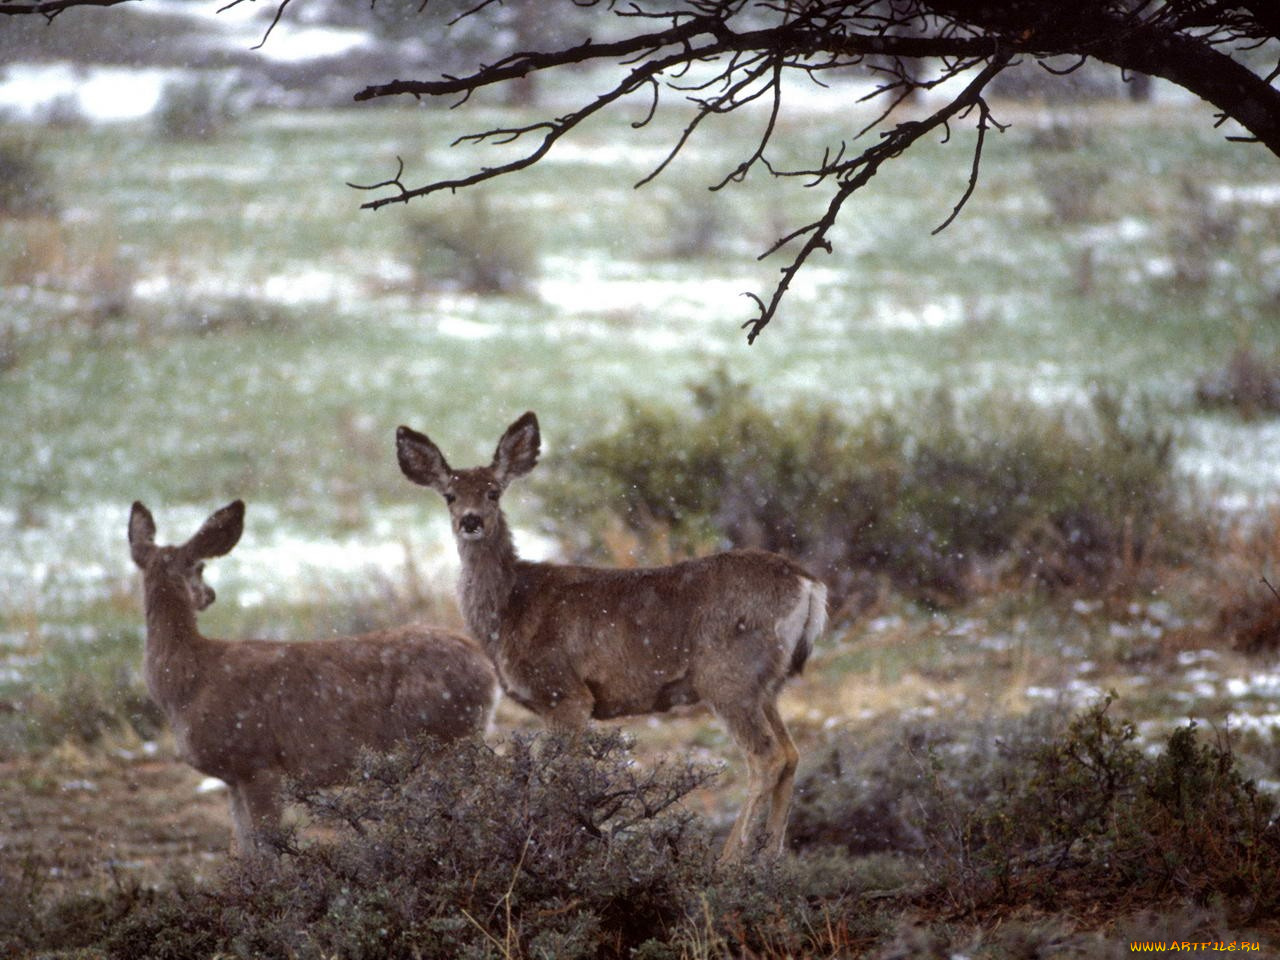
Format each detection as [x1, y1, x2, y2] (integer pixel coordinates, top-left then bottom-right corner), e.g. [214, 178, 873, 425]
[785, 577, 828, 678]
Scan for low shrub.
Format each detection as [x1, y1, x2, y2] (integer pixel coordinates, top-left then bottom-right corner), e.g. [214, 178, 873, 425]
[1194, 509, 1280, 655]
[0, 135, 59, 218]
[537, 371, 1191, 607]
[1033, 154, 1112, 225]
[653, 180, 734, 260]
[0, 854, 148, 957]
[103, 730, 907, 959]
[795, 700, 1280, 921]
[108, 731, 721, 959]
[1195, 344, 1280, 419]
[790, 710, 1066, 865]
[931, 699, 1279, 919]
[405, 197, 539, 297]
[153, 77, 238, 142]
[1163, 174, 1239, 293]
[18, 707, 1274, 956]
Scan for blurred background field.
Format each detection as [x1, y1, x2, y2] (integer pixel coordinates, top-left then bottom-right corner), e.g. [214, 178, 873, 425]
[2, 3, 1280, 952]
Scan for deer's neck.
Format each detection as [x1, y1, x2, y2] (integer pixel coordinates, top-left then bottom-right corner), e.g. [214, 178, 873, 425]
[456, 516, 519, 657]
[141, 571, 205, 713]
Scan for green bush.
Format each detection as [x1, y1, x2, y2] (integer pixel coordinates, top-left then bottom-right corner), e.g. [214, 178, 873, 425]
[928, 699, 1279, 919]
[107, 731, 723, 960]
[105, 727, 923, 959]
[1195, 344, 1280, 419]
[153, 78, 237, 142]
[0, 134, 59, 218]
[405, 197, 539, 297]
[19, 708, 1273, 957]
[0, 853, 149, 957]
[537, 371, 1189, 605]
[794, 700, 1280, 922]
[102, 731, 894, 959]
[789, 711, 1064, 861]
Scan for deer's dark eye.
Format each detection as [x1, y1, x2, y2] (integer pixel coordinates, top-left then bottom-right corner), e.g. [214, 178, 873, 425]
[486, 489, 500, 502]
[444, 493, 457, 505]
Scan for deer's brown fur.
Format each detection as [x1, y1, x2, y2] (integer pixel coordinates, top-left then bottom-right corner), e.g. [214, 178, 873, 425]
[396, 412, 827, 859]
[128, 499, 498, 854]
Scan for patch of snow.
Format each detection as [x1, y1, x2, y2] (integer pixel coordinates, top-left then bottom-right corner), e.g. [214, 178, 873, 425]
[1226, 712, 1280, 735]
[250, 25, 371, 63]
[1223, 672, 1280, 699]
[438, 315, 502, 341]
[138, 0, 371, 62]
[0, 62, 181, 121]
[868, 294, 964, 332]
[1183, 668, 1219, 685]
[538, 269, 754, 319]
[1183, 418, 1280, 503]
[1077, 217, 1152, 246]
[1176, 649, 1220, 666]
[1025, 678, 1105, 706]
[866, 615, 905, 633]
[1210, 183, 1280, 207]
[132, 267, 362, 308]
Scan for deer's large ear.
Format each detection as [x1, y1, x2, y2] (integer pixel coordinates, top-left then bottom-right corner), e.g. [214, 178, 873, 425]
[128, 501, 157, 568]
[492, 411, 540, 487]
[186, 500, 245, 560]
[397, 425, 452, 492]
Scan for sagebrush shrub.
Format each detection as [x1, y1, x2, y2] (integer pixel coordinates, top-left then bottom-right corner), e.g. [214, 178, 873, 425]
[153, 79, 237, 142]
[791, 700, 1280, 922]
[917, 698, 1280, 918]
[108, 731, 722, 960]
[537, 371, 1190, 606]
[1195, 344, 1280, 419]
[48, 707, 1280, 957]
[0, 135, 59, 218]
[405, 198, 539, 297]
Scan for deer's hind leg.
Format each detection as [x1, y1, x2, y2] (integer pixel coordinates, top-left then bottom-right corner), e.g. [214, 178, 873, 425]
[760, 699, 799, 857]
[713, 699, 791, 863]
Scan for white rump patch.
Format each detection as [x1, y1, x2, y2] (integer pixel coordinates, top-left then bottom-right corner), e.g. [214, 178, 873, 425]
[777, 578, 827, 659]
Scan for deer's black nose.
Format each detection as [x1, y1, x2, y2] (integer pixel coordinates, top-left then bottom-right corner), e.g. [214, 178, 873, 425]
[459, 514, 484, 534]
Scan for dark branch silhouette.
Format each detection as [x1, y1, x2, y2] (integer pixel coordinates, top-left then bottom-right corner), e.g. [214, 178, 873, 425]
[0, 0, 132, 17]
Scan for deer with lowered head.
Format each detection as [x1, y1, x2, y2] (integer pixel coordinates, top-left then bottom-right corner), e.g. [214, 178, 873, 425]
[396, 412, 828, 860]
[128, 499, 498, 855]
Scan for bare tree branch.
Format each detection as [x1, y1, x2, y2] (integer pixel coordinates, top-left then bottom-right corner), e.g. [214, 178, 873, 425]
[742, 47, 1013, 344]
[0, 0, 133, 17]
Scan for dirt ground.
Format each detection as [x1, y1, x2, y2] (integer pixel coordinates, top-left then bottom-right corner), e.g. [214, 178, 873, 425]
[1, 745, 234, 899]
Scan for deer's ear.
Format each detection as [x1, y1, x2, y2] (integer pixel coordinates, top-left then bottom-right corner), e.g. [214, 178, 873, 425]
[492, 411, 540, 487]
[397, 425, 452, 492]
[128, 501, 157, 568]
[186, 500, 245, 560]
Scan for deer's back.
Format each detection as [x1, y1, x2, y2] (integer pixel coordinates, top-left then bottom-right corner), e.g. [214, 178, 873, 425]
[175, 626, 495, 784]
[496, 549, 816, 719]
